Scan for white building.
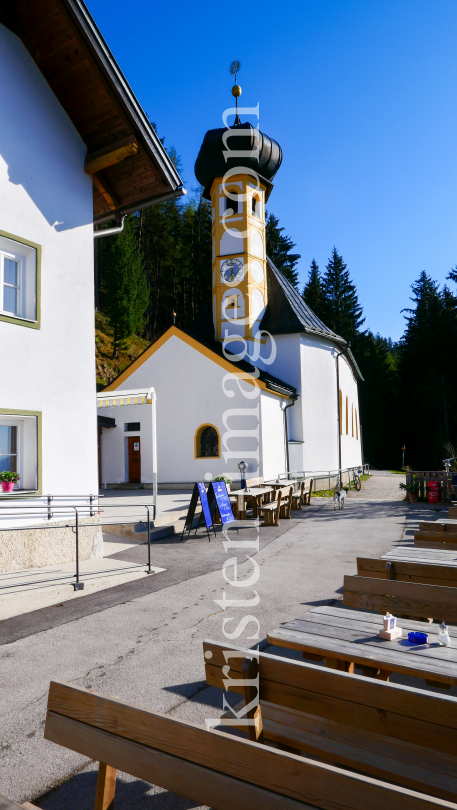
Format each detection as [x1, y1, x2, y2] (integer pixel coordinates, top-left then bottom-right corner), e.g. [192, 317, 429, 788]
[101, 95, 363, 487]
[0, 0, 183, 571]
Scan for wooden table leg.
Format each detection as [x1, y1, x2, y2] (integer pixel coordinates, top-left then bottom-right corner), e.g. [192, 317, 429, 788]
[325, 657, 354, 673]
[302, 651, 324, 662]
[237, 496, 246, 521]
[358, 665, 391, 680]
[95, 762, 117, 810]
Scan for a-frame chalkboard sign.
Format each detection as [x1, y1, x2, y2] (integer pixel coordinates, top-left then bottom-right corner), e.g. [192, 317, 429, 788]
[181, 481, 237, 541]
[181, 482, 217, 542]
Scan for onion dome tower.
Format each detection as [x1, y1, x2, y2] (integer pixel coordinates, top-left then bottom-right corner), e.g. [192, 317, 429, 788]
[194, 62, 282, 351]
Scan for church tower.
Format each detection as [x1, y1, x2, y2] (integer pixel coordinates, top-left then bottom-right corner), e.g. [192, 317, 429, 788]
[195, 69, 282, 355]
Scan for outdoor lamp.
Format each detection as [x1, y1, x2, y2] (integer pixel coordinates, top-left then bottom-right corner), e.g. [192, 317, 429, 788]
[443, 458, 453, 474]
[238, 461, 248, 491]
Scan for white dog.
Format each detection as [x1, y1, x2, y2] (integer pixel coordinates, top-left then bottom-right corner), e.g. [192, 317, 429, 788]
[333, 489, 348, 510]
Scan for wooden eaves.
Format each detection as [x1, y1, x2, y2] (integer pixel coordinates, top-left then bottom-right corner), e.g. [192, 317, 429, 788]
[0, 0, 185, 222]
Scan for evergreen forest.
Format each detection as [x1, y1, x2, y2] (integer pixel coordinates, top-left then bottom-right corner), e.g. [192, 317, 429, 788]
[95, 188, 457, 472]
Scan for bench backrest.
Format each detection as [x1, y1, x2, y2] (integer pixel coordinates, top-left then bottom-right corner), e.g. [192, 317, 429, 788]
[344, 574, 457, 621]
[204, 639, 457, 759]
[246, 476, 264, 486]
[44, 679, 453, 810]
[357, 557, 457, 588]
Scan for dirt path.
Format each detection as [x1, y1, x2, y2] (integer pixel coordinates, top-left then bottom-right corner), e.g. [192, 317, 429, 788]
[346, 470, 406, 501]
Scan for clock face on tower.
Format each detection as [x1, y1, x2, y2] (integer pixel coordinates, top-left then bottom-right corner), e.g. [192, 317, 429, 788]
[220, 258, 243, 283]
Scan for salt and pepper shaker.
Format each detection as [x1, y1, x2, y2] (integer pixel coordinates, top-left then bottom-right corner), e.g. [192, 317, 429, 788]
[438, 621, 450, 646]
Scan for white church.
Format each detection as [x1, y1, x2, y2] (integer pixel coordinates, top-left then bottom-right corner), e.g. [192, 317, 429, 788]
[101, 96, 363, 487]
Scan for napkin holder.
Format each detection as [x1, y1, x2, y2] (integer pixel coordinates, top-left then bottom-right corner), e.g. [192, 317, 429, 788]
[380, 614, 402, 640]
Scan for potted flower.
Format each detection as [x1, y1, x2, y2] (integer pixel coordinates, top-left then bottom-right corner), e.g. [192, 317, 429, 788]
[0, 471, 20, 492]
[213, 475, 232, 487]
[399, 474, 420, 502]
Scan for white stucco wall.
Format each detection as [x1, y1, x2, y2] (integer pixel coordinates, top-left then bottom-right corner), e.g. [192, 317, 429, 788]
[259, 392, 287, 481]
[100, 403, 155, 485]
[261, 331, 362, 474]
[338, 353, 363, 470]
[0, 25, 98, 511]
[109, 334, 288, 484]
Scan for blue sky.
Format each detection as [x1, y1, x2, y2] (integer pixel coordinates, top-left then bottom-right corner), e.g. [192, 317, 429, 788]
[87, 0, 457, 341]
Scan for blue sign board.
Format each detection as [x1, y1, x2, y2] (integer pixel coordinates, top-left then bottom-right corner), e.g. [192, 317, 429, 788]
[197, 482, 213, 529]
[210, 481, 236, 526]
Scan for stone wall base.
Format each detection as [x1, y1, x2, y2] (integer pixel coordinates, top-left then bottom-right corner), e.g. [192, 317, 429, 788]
[0, 518, 103, 574]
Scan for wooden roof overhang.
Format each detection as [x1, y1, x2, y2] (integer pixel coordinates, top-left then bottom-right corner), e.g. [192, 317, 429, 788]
[0, 0, 185, 223]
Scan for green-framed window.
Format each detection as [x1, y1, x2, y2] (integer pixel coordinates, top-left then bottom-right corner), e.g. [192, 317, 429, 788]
[0, 230, 41, 329]
[0, 409, 42, 495]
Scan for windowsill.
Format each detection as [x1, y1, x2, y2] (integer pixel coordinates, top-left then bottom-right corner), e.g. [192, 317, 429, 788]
[0, 489, 39, 496]
[0, 312, 39, 329]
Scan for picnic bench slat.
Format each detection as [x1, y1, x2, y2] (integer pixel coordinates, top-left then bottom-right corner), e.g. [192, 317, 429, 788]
[0, 796, 30, 810]
[343, 574, 457, 621]
[222, 698, 457, 802]
[306, 604, 457, 631]
[383, 549, 457, 564]
[44, 681, 451, 810]
[415, 539, 457, 551]
[357, 557, 457, 586]
[415, 530, 457, 542]
[45, 711, 309, 810]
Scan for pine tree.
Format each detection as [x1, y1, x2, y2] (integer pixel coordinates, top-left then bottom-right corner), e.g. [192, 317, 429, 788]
[321, 247, 365, 342]
[302, 259, 325, 318]
[102, 216, 148, 356]
[396, 271, 457, 467]
[265, 212, 301, 289]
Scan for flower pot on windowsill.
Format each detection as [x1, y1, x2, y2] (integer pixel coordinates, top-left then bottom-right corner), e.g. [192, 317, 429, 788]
[1, 482, 14, 493]
[409, 492, 419, 502]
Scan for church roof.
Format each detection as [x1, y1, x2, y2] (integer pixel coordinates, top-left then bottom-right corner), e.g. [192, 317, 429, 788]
[261, 258, 345, 343]
[103, 325, 297, 399]
[185, 322, 297, 398]
[262, 259, 364, 382]
[195, 122, 282, 201]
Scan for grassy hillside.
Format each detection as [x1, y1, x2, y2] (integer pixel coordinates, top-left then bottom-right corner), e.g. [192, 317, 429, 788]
[95, 312, 150, 389]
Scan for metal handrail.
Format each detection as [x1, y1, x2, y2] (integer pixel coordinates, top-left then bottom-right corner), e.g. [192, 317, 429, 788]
[0, 502, 157, 591]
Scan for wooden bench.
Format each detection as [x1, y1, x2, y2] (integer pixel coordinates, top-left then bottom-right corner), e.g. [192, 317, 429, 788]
[357, 556, 457, 587]
[258, 486, 293, 525]
[343, 573, 457, 622]
[44, 678, 455, 810]
[292, 479, 314, 509]
[0, 796, 38, 809]
[204, 639, 457, 804]
[414, 529, 457, 550]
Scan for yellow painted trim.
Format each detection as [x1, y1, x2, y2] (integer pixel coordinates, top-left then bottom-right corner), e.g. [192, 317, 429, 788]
[194, 424, 221, 459]
[103, 326, 290, 398]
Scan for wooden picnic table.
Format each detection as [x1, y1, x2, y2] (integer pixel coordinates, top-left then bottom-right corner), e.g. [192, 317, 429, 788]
[264, 479, 299, 490]
[382, 547, 457, 566]
[230, 486, 274, 520]
[267, 604, 457, 687]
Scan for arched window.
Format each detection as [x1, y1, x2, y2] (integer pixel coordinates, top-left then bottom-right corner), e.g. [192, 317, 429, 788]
[224, 192, 238, 216]
[339, 390, 343, 435]
[195, 424, 220, 458]
[346, 396, 349, 435]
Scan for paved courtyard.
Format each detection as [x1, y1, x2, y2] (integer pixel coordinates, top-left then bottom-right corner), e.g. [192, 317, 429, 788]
[0, 472, 418, 808]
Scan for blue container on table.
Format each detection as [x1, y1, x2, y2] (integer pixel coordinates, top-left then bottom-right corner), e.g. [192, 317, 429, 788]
[408, 631, 428, 644]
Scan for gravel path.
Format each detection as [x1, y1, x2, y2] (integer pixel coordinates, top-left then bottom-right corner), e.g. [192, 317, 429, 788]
[346, 470, 406, 501]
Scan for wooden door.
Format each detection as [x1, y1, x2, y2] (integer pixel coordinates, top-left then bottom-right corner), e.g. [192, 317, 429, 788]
[128, 436, 141, 483]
